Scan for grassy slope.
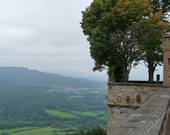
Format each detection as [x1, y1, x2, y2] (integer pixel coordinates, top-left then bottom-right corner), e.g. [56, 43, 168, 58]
[14, 128, 58, 135]
[45, 109, 78, 119]
[1, 128, 65, 135]
[46, 109, 107, 118]
[71, 111, 106, 117]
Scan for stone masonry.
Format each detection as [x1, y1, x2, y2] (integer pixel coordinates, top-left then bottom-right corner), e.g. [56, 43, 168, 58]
[108, 88, 170, 135]
[163, 33, 170, 87]
[107, 83, 162, 135]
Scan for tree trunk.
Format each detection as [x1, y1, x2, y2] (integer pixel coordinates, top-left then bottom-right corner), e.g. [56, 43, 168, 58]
[108, 66, 116, 83]
[148, 64, 155, 83]
[122, 68, 129, 82]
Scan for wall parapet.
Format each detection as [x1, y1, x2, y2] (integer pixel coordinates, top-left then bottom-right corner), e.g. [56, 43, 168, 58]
[108, 81, 163, 87]
[109, 88, 170, 135]
[107, 82, 161, 107]
[107, 82, 163, 135]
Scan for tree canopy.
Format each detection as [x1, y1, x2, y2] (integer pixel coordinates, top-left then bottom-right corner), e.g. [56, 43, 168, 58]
[137, 11, 170, 82]
[81, 0, 170, 82]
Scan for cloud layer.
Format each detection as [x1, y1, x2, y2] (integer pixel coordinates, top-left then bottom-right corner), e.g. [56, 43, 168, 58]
[0, 0, 163, 81]
[0, 0, 106, 80]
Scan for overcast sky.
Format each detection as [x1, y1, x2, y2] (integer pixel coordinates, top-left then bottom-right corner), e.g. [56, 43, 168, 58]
[0, 0, 163, 81]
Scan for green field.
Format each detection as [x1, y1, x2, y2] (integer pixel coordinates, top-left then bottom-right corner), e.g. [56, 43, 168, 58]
[46, 109, 107, 119]
[0, 128, 66, 135]
[45, 109, 79, 119]
[71, 111, 106, 117]
[1, 109, 107, 135]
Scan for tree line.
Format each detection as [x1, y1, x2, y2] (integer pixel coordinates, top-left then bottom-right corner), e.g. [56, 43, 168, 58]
[81, 0, 170, 83]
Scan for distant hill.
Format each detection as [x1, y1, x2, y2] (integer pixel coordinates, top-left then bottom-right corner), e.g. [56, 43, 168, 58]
[0, 67, 107, 132]
[0, 67, 105, 88]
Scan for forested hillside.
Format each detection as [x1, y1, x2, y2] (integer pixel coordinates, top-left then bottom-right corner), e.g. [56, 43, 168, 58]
[0, 67, 105, 88]
[0, 67, 107, 135]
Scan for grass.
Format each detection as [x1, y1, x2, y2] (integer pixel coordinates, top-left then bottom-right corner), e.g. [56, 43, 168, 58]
[71, 111, 107, 118]
[0, 128, 65, 135]
[0, 110, 107, 135]
[45, 109, 107, 130]
[14, 128, 59, 135]
[46, 109, 106, 119]
[0, 127, 37, 134]
[46, 109, 79, 119]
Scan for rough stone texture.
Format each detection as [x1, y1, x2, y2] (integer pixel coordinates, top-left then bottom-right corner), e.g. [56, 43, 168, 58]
[163, 33, 170, 87]
[107, 88, 170, 135]
[107, 107, 136, 135]
[107, 83, 162, 134]
[107, 83, 161, 107]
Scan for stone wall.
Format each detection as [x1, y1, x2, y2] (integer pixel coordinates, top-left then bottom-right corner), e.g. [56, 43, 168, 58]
[107, 82, 162, 135]
[107, 88, 170, 135]
[163, 34, 170, 87]
[108, 82, 161, 107]
[107, 84, 170, 135]
[107, 107, 136, 135]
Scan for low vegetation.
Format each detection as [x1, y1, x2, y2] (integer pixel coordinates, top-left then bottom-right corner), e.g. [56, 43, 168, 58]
[0, 127, 107, 135]
[0, 128, 63, 135]
[70, 128, 106, 135]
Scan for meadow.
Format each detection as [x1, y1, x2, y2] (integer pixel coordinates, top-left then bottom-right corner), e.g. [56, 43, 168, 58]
[0, 127, 65, 135]
[0, 109, 107, 135]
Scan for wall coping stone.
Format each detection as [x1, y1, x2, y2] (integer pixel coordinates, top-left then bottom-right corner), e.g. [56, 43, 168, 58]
[108, 82, 163, 87]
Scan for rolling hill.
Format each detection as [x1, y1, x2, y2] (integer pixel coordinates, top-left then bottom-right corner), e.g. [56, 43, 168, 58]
[0, 67, 107, 134]
[0, 67, 105, 88]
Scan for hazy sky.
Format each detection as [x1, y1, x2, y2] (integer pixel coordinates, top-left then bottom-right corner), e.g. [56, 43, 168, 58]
[0, 0, 163, 81]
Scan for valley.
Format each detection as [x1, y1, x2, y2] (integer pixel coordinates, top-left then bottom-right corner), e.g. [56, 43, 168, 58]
[0, 67, 107, 135]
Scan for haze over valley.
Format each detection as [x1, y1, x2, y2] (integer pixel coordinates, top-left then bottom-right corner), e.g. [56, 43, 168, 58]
[0, 67, 107, 135]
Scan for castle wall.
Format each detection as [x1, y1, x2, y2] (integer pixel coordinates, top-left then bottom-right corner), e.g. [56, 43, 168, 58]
[108, 88, 170, 135]
[107, 83, 162, 135]
[163, 35, 170, 87]
[108, 82, 161, 107]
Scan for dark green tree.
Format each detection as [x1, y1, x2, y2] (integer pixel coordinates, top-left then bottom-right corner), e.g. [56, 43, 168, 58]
[138, 20, 163, 82]
[81, 0, 153, 82]
[137, 6, 170, 82]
